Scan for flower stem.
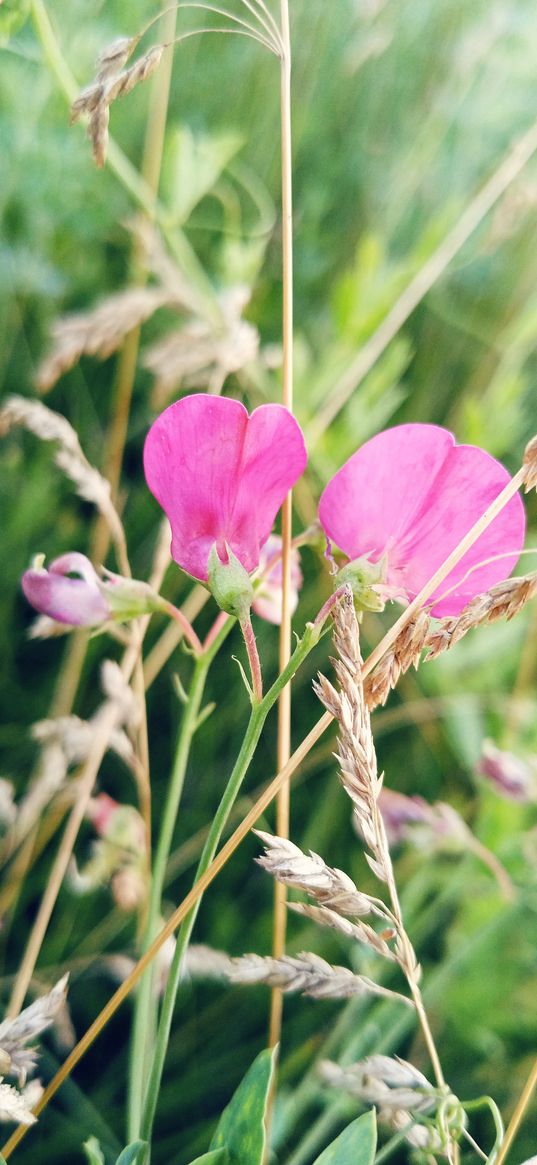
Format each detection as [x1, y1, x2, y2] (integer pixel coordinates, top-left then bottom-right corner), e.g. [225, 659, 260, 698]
[127, 615, 234, 1142]
[139, 620, 322, 1155]
[240, 614, 263, 702]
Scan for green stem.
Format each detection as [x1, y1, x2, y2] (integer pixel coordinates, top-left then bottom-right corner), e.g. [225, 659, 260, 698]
[462, 1096, 504, 1162]
[128, 616, 234, 1141]
[139, 620, 323, 1154]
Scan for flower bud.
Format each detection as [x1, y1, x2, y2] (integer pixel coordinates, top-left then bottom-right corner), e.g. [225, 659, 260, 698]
[207, 543, 254, 619]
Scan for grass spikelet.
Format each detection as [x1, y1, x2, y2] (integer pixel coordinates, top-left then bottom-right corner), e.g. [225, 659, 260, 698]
[228, 952, 409, 1003]
[35, 288, 171, 391]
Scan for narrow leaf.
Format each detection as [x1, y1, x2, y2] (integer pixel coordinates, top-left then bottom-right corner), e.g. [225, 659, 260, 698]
[116, 1142, 147, 1165]
[312, 1110, 377, 1165]
[83, 1138, 106, 1165]
[188, 1151, 229, 1165]
[210, 1047, 276, 1165]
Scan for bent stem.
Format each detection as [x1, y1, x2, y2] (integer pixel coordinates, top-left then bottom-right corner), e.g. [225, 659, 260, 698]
[128, 614, 234, 1141]
[139, 620, 324, 1155]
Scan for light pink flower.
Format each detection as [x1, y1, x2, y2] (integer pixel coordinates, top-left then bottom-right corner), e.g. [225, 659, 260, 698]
[22, 553, 110, 627]
[252, 535, 303, 625]
[318, 423, 525, 617]
[143, 394, 307, 582]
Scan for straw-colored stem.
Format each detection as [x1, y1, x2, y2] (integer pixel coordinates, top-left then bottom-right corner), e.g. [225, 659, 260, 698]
[269, 0, 293, 1056]
[493, 1057, 537, 1165]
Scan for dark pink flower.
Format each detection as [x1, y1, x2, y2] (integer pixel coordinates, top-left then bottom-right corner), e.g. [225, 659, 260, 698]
[319, 423, 525, 617]
[22, 553, 110, 627]
[143, 394, 307, 582]
[252, 535, 303, 625]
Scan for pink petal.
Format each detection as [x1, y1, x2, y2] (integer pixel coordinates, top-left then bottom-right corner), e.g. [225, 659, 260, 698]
[395, 444, 525, 616]
[319, 424, 525, 618]
[143, 395, 307, 581]
[319, 425, 455, 565]
[252, 535, 302, 625]
[22, 555, 110, 626]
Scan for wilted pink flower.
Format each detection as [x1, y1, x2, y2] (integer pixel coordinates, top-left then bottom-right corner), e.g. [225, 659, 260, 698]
[319, 424, 525, 617]
[476, 740, 534, 802]
[22, 553, 110, 627]
[143, 394, 307, 583]
[252, 535, 303, 625]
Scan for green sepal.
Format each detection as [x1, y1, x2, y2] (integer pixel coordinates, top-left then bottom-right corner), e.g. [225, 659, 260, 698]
[207, 544, 254, 619]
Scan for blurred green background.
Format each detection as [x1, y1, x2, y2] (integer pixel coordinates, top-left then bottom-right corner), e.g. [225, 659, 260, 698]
[1, 0, 537, 1161]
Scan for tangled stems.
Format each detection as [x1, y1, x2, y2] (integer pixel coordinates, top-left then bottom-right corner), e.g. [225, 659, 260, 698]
[138, 617, 327, 1156]
[128, 614, 235, 1141]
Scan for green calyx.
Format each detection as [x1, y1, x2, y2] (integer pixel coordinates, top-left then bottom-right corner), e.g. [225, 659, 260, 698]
[335, 554, 387, 613]
[207, 544, 254, 619]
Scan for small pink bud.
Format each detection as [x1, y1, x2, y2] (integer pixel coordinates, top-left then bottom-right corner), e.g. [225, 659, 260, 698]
[87, 793, 120, 836]
[252, 535, 303, 625]
[22, 553, 110, 627]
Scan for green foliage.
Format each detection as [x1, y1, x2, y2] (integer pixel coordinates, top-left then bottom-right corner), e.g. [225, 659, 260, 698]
[311, 1111, 377, 1165]
[83, 1139, 105, 1165]
[0, 0, 30, 44]
[209, 1048, 276, 1164]
[188, 1151, 228, 1165]
[116, 1144, 147, 1165]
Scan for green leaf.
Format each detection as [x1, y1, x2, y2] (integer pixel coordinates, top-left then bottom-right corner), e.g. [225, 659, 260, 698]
[116, 1142, 147, 1165]
[163, 125, 244, 224]
[0, 0, 30, 43]
[83, 1138, 106, 1165]
[210, 1047, 276, 1164]
[312, 1111, 377, 1165]
[188, 1151, 229, 1165]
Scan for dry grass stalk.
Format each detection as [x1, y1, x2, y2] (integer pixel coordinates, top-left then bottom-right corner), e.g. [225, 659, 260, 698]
[315, 593, 448, 1099]
[228, 951, 409, 1004]
[70, 42, 164, 167]
[0, 976, 69, 1088]
[364, 571, 537, 709]
[523, 433, 537, 492]
[0, 397, 127, 571]
[255, 830, 389, 919]
[288, 902, 396, 961]
[35, 288, 171, 392]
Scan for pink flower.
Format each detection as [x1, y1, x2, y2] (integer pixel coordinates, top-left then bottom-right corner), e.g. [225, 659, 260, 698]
[476, 740, 534, 802]
[22, 553, 110, 627]
[252, 535, 303, 625]
[143, 394, 307, 582]
[319, 423, 525, 617]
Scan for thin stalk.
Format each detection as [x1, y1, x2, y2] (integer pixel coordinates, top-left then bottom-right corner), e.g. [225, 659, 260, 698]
[240, 615, 264, 702]
[128, 615, 234, 1141]
[269, 0, 294, 1054]
[494, 1058, 537, 1165]
[138, 621, 324, 1155]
